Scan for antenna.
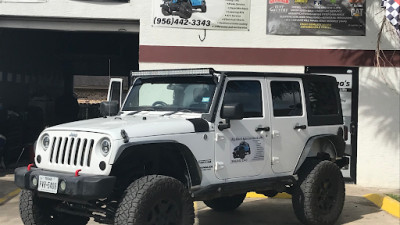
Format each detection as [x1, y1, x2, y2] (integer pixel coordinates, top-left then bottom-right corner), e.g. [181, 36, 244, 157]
[108, 59, 111, 80]
[108, 59, 111, 116]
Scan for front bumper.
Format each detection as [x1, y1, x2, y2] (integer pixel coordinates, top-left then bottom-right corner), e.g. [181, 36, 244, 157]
[15, 167, 116, 200]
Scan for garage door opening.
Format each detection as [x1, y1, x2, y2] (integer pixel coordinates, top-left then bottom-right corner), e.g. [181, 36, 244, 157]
[0, 27, 139, 167]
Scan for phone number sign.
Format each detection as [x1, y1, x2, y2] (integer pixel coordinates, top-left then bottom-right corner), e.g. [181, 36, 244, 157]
[152, 0, 251, 30]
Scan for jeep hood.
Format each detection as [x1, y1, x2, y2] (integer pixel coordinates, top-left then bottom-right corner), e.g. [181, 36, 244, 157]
[46, 115, 207, 139]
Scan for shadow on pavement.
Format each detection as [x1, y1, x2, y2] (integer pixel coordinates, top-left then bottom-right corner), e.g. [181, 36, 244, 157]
[196, 195, 381, 225]
[338, 195, 381, 224]
[0, 179, 18, 203]
[0, 168, 18, 203]
[197, 198, 301, 225]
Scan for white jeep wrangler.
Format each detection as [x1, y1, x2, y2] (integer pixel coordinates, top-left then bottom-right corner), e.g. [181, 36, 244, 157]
[15, 68, 349, 225]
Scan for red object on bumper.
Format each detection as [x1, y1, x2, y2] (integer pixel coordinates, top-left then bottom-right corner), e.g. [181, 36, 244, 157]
[75, 169, 81, 177]
[27, 163, 34, 171]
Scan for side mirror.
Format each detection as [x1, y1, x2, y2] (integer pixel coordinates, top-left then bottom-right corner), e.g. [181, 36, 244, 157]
[221, 103, 244, 120]
[107, 78, 123, 109]
[100, 101, 119, 117]
[218, 103, 244, 131]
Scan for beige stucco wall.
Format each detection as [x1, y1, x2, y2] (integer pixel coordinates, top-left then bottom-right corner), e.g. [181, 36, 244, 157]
[357, 67, 400, 189]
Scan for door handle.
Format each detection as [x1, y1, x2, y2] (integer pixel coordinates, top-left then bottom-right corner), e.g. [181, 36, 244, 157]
[256, 126, 270, 132]
[294, 125, 307, 130]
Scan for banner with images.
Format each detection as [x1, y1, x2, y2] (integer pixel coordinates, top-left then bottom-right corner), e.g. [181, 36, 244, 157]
[153, 0, 251, 30]
[267, 0, 366, 35]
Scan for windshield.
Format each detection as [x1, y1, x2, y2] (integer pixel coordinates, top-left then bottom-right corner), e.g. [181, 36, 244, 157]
[122, 77, 217, 113]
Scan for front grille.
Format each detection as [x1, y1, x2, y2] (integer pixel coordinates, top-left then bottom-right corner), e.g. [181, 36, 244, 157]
[49, 137, 94, 167]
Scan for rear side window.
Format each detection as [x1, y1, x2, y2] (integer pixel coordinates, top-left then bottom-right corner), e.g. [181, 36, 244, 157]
[307, 81, 339, 115]
[222, 80, 263, 118]
[304, 76, 343, 126]
[271, 81, 302, 117]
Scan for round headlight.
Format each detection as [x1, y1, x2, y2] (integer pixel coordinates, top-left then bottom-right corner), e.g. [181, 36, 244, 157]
[100, 139, 111, 156]
[42, 134, 50, 150]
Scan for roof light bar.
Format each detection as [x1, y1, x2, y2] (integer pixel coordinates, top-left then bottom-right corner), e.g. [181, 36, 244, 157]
[131, 68, 215, 77]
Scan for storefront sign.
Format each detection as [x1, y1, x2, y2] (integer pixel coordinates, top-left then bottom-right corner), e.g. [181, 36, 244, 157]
[267, 0, 366, 35]
[153, 0, 251, 30]
[330, 74, 352, 89]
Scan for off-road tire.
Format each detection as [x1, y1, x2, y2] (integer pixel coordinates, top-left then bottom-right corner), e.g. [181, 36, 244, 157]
[239, 148, 246, 159]
[292, 160, 345, 225]
[114, 175, 194, 225]
[162, 8, 172, 16]
[19, 189, 89, 225]
[179, 1, 192, 19]
[203, 193, 246, 212]
[201, 1, 207, 12]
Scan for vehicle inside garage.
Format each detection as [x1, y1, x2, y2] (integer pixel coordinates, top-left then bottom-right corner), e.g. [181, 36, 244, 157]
[0, 27, 139, 168]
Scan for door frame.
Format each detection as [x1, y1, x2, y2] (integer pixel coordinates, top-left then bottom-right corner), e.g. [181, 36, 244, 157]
[267, 77, 309, 174]
[214, 77, 272, 180]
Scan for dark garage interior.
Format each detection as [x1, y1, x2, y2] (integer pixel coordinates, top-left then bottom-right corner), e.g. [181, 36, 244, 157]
[0, 28, 139, 167]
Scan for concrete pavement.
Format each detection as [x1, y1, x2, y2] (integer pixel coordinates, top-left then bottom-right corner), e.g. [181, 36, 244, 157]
[0, 171, 19, 205]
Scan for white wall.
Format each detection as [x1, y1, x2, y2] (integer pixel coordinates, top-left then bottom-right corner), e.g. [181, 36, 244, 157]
[0, 0, 398, 51]
[140, 63, 305, 73]
[0, 0, 144, 20]
[357, 67, 400, 189]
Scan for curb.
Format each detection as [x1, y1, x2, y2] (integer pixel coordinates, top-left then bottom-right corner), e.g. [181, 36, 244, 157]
[0, 188, 21, 206]
[364, 193, 400, 218]
[246, 192, 291, 199]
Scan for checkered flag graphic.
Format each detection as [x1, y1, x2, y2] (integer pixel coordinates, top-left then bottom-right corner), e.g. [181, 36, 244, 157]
[382, 0, 388, 7]
[384, 0, 400, 35]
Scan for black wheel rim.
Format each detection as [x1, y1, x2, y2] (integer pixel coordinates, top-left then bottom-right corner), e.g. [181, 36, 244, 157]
[316, 178, 336, 214]
[147, 199, 181, 225]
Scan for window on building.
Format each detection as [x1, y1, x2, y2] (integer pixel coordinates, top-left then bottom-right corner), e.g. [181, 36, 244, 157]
[271, 81, 302, 117]
[222, 80, 263, 118]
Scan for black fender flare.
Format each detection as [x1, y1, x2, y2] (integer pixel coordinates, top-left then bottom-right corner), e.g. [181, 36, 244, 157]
[294, 134, 345, 174]
[113, 140, 202, 186]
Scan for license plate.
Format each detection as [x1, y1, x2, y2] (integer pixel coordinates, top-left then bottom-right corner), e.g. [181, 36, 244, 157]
[38, 175, 59, 194]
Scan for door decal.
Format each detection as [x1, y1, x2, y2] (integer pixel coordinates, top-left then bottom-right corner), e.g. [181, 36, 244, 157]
[231, 136, 264, 163]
